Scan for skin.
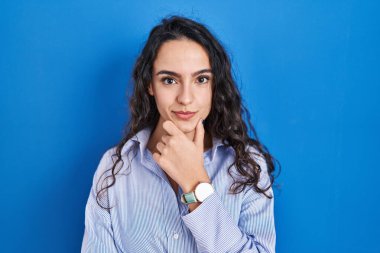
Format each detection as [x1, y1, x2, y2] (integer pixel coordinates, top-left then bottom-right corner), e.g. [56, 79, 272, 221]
[146, 39, 214, 212]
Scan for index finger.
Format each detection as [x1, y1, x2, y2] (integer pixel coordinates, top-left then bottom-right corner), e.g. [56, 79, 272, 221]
[162, 120, 181, 136]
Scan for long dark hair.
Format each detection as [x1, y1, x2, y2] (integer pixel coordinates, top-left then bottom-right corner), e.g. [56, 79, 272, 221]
[96, 15, 280, 210]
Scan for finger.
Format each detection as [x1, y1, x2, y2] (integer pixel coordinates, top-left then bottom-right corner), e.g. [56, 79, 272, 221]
[162, 120, 182, 136]
[161, 134, 170, 144]
[193, 118, 205, 149]
[156, 142, 165, 153]
[152, 152, 161, 165]
[152, 152, 170, 171]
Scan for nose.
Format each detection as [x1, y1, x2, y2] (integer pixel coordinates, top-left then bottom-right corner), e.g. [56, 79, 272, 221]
[176, 83, 193, 106]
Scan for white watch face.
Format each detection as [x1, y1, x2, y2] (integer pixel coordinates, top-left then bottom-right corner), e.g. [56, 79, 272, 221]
[195, 183, 214, 202]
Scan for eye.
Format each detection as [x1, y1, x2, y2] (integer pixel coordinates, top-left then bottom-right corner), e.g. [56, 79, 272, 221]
[160, 77, 177, 85]
[197, 75, 210, 84]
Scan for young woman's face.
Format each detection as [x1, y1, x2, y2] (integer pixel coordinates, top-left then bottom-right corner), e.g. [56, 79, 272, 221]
[149, 39, 213, 134]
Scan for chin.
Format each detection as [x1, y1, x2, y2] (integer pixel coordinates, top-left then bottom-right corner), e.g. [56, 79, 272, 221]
[175, 121, 197, 133]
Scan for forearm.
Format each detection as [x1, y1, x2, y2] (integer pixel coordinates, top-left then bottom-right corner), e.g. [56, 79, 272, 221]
[181, 191, 275, 253]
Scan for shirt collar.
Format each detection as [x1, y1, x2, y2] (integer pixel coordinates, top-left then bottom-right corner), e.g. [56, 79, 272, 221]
[122, 125, 225, 165]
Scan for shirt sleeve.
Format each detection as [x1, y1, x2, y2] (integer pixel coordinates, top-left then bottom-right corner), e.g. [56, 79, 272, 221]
[81, 150, 120, 253]
[181, 154, 276, 253]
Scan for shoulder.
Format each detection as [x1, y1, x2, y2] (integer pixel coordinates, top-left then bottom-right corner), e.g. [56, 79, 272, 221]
[91, 147, 119, 185]
[220, 143, 269, 174]
[245, 144, 272, 190]
[220, 143, 272, 191]
[99, 139, 138, 168]
[93, 140, 139, 179]
[246, 145, 266, 167]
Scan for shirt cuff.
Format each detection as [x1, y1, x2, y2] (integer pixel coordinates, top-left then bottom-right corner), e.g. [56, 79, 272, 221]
[181, 191, 244, 252]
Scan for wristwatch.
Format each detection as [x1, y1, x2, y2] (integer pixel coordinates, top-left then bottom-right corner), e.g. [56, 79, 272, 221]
[181, 182, 215, 204]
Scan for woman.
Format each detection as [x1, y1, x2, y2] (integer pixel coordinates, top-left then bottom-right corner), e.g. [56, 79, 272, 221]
[81, 15, 279, 253]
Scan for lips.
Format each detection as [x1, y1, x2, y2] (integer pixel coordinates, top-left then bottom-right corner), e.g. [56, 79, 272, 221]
[173, 111, 196, 120]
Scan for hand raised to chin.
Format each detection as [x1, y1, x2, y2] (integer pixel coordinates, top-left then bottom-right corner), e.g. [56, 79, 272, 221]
[152, 118, 211, 193]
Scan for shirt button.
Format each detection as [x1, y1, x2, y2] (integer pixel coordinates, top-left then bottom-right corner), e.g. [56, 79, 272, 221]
[173, 232, 179, 240]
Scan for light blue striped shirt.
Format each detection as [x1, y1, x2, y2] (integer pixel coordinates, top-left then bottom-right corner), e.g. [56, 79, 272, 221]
[81, 126, 276, 252]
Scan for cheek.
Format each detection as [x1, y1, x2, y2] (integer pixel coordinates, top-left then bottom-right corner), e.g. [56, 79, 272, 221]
[154, 92, 173, 111]
[200, 92, 212, 114]
[204, 90, 213, 107]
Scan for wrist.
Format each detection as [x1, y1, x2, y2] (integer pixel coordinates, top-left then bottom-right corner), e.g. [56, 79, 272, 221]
[188, 202, 201, 213]
[181, 180, 214, 205]
[182, 176, 210, 193]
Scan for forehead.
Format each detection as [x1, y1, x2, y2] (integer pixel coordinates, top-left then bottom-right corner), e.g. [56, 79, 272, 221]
[153, 39, 210, 72]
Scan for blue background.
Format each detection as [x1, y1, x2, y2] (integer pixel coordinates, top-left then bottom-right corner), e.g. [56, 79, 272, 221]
[1, 0, 379, 252]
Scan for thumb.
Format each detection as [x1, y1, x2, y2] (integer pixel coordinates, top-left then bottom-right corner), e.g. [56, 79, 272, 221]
[193, 118, 205, 150]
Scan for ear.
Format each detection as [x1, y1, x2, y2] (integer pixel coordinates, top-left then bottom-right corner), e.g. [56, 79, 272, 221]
[148, 83, 154, 96]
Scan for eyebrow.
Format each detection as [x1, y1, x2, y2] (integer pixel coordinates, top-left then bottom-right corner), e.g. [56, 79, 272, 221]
[156, 69, 212, 78]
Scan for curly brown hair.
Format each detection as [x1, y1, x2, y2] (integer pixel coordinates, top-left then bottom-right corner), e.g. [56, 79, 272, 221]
[95, 15, 280, 210]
